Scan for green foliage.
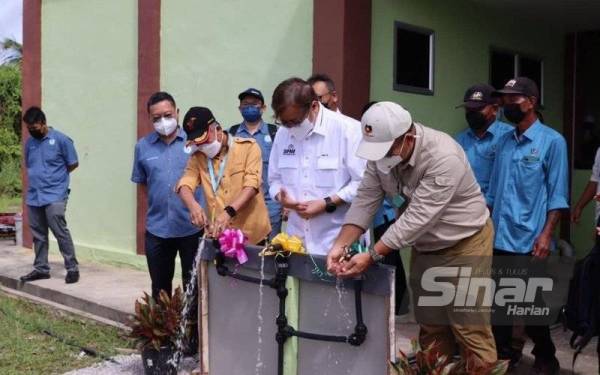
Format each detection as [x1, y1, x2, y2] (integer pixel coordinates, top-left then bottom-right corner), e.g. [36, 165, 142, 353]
[0, 64, 22, 198]
[392, 340, 509, 375]
[0, 291, 132, 375]
[129, 287, 184, 351]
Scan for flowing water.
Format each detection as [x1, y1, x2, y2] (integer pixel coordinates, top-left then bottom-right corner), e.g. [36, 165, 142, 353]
[255, 254, 266, 374]
[169, 237, 207, 369]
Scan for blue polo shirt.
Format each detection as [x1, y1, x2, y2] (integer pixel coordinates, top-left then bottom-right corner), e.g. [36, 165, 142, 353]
[231, 121, 282, 218]
[486, 120, 569, 253]
[131, 127, 205, 238]
[455, 120, 513, 196]
[25, 128, 78, 207]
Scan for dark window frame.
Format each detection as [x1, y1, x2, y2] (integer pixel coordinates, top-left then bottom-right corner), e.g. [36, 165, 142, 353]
[489, 46, 545, 107]
[393, 21, 435, 96]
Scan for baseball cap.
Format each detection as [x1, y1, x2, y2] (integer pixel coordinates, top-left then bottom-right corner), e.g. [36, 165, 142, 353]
[493, 77, 540, 99]
[456, 84, 496, 110]
[356, 102, 412, 161]
[238, 88, 264, 104]
[182, 106, 217, 144]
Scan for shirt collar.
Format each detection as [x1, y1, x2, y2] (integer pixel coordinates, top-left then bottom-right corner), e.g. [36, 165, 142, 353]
[239, 120, 267, 135]
[513, 119, 542, 143]
[312, 103, 327, 136]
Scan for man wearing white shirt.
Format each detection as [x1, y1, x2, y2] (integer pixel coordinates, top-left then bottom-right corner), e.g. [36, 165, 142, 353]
[268, 77, 366, 255]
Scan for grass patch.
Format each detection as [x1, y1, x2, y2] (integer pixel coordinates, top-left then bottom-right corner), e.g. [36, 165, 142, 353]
[0, 195, 20, 213]
[0, 291, 134, 375]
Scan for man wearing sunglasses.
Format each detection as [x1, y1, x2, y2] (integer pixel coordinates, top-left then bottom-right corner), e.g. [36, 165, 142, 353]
[268, 77, 365, 255]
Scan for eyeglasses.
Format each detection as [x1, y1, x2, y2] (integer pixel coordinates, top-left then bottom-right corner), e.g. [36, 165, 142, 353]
[275, 106, 310, 127]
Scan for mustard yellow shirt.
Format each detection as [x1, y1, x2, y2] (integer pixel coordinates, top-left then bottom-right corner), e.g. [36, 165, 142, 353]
[177, 137, 271, 244]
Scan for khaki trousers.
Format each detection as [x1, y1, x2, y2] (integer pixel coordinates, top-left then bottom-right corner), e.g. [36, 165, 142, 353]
[410, 219, 497, 364]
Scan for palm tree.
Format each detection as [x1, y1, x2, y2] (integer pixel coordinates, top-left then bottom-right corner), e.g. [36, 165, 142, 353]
[0, 38, 22, 65]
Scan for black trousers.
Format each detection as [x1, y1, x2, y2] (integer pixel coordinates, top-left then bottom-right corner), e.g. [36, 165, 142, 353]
[144, 230, 202, 299]
[491, 249, 556, 360]
[374, 220, 409, 315]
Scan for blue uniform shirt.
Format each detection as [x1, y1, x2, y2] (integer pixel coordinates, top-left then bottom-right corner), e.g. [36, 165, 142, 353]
[455, 120, 513, 196]
[231, 121, 282, 219]
[486, 120, 569, 253]
[25, 128, 78, 207]
[131, 127, 205, 238]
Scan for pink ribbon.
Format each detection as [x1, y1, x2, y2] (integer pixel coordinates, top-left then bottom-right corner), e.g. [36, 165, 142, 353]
[218, 228, 248, 264]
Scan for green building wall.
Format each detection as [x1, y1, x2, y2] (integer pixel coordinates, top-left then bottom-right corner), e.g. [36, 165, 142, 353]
[41, 0, 142, 267]
[161, 0, 314, 128]
[371, 0, 594, 254]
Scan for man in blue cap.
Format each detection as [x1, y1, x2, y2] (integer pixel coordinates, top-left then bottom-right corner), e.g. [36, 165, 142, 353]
[455, 84, 512, 197]
[229, 88, 282, 238]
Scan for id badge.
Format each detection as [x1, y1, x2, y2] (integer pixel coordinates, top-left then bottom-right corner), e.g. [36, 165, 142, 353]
[392, 194, 405, 208]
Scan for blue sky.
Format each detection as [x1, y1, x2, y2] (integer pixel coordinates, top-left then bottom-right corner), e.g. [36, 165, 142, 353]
[0, 0, 23, 43]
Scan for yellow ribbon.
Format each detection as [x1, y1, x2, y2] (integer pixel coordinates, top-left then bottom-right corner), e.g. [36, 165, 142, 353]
[261, 233, 305, 256]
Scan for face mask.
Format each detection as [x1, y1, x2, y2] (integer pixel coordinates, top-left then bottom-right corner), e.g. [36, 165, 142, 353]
[288, 117, 314, 139]
[241, 105, 262, 123]
[198, 129, 222, 158]
[376, 155, 403, 174]
[465, 111, 489, 131]
[320, 100, 330, 110]
[503, 103, 526, 124]
[376, 136, 411, 174]
[28, 129, 44, 139]
[153, 117, 178, 136]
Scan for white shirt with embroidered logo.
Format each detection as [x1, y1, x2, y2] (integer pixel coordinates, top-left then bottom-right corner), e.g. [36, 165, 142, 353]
[268, 104, 366, 255]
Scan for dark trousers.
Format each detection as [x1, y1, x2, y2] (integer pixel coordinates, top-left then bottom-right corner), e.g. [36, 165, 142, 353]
[144, 230, 202, 299]
[491, 249, 556, 360]
[28, 201, 78, 273]
[374, 220, 409, 315]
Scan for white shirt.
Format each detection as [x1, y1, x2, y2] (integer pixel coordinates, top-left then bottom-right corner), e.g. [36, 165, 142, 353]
[590, 147, 600, 220]
[269, 104, 366, 255]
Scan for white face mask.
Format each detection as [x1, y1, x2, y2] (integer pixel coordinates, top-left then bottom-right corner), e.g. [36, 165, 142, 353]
[288, 117, 314, 139]
[153, 117, 178, 136]
[198, 130, 222, 159]
[376, 135, 415, 174]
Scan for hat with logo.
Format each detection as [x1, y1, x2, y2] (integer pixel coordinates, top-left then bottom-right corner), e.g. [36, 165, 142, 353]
[182, 106, 217, 144]
[356, 102, 412, 161]
[456, 84, 496, 110]
[238, 88, 265, 104]
[494, 77, 540, 99]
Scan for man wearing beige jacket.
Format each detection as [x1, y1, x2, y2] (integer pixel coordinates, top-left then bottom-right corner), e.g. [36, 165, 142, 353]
[326, 102, 497, 364]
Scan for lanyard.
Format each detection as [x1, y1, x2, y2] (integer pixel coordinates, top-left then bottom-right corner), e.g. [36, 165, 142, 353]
[207, 136, 233, 193]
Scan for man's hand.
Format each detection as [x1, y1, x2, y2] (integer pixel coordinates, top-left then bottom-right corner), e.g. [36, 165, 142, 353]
[326, 243, 346, 275]
[189, 202, 207, 228]
[296, 199, 326, 220]
[277, 188, 300, 210]
[532, 232, 552, 259]
[209, 211, 232, 238]
[571, 205, 583, 224]
[337, 253, 373, 278]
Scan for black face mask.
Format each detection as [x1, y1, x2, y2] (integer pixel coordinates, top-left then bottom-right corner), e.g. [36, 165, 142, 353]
[28, 129, 44, 139]
[503, 103, 526, 124]
[465, 111, 489, 131]
[320, 100, 330, 110]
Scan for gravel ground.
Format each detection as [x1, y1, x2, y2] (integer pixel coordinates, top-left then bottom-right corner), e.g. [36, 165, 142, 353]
[63, 354, 199, 375]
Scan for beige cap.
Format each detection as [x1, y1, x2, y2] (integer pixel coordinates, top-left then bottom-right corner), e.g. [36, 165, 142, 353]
[356, 102, 412, 161]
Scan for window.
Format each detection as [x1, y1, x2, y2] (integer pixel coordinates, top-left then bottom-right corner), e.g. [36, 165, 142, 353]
[394, 21, 435, 95]
[490, 48, 544, 105]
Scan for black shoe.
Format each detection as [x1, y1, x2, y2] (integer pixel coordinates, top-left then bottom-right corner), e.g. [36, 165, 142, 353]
[65, 271, 79, 284]
[530, 356, 559, 375]
[20, 270, 51, 282]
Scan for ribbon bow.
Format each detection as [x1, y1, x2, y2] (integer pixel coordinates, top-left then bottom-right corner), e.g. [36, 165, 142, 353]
[218, 228, 248, 264]
[261, 233, 305, 256]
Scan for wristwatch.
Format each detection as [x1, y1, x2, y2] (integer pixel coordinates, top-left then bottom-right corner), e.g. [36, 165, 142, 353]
[324, 197, 337, 213]
[224, 205, 237, 218]
[368, 247, 385, 263]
